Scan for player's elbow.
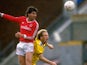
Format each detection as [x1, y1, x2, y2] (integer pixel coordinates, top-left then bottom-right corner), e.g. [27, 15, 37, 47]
[39, 54, 44, 60]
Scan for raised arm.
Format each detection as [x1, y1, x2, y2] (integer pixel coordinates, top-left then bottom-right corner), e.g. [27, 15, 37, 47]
[0, 12, 21, 23]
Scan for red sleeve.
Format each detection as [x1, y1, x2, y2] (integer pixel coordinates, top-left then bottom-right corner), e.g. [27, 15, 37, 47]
[3, 14, 23, 23]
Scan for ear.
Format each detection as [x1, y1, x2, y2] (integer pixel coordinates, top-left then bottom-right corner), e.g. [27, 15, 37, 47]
[40, 36, 43, 40]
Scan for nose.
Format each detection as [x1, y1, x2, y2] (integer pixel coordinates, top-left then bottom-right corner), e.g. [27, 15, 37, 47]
[34, 14, 37, 17]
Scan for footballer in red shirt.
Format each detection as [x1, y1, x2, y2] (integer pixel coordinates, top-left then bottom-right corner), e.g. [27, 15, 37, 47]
[0, 6, 39, 65]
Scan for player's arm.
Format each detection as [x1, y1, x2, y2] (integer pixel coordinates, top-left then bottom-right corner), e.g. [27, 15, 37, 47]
[0, 12, 21, 23]
[39, 54, 56, 65]
[46, 43, 54, 49]
[15, 32, 23, 38]
[15, 32, 32, 39]
[15, 32, 30, 39]
[15, 31, 37, 40]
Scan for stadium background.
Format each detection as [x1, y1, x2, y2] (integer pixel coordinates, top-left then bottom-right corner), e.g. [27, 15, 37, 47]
[0, 0, 87, 65]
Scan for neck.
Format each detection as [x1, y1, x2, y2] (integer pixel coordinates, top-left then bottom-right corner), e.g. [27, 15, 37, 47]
[27, 18, 34, 21]
[41, 40, 46, 44]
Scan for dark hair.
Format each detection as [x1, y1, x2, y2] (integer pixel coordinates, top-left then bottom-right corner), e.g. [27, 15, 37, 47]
[25, 6, 38, 17]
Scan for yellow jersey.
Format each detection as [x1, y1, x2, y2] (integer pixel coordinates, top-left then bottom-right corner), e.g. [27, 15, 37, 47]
[32, 38, 46, 65]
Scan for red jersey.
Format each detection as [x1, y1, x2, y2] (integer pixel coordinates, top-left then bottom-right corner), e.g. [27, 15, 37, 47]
[2, 14, 39, 43]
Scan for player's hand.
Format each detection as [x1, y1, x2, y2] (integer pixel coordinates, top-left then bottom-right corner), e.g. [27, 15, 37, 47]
[0, 12, 1, 17]
[50, 61, 57, 65]
[0, 12, 4, 17]
[47, 43, 54, 49]
[49, 44, 54, 49]
[15, 32, 24, 38]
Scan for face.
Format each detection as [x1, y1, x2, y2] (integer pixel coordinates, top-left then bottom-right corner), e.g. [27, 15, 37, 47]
[41, 32, 49, 42]
[28, 11, 37, 20]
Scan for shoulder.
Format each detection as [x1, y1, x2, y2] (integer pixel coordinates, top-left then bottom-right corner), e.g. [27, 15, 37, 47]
[34, 38, 40, 43]
[34, 20, 39, 25]
[34, 39, 41, 45]
[16, 16, 27, 22]
[33, 20, 39, 28]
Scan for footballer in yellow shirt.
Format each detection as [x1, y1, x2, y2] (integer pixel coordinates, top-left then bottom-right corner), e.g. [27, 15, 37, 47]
[32, 29, 57, 65]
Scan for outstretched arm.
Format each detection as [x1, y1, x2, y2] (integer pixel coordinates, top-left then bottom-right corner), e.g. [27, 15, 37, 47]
[0, 12, 21, 23]
[39, 54, 56, 65]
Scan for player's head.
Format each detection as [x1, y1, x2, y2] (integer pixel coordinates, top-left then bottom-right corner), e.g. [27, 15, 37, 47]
[37, 29, 49, 42]
[25, 6, 38, 20]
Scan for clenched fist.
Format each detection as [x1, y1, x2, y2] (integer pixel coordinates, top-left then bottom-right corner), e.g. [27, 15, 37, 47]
[15, 32, 24, 38]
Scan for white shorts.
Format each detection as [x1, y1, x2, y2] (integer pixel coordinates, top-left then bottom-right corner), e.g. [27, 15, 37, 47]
[16, 41, 34, 56]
